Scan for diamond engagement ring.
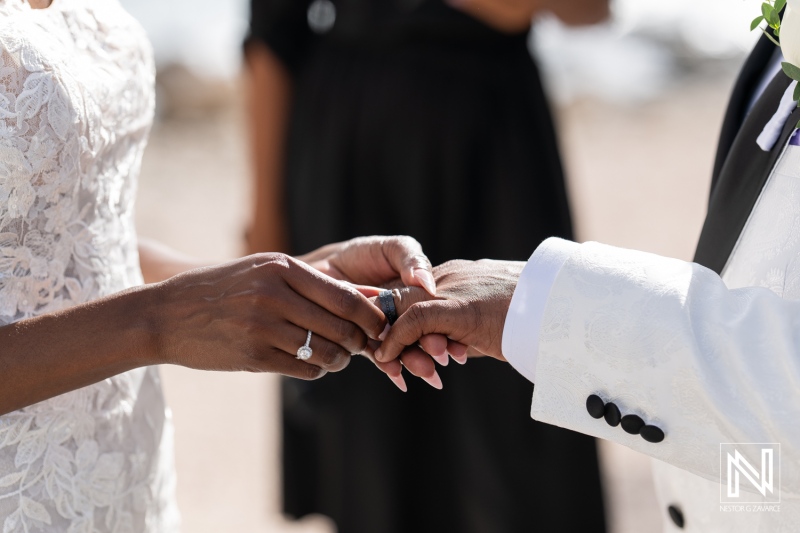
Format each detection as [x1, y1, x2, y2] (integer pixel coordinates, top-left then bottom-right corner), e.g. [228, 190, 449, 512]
[297, 330, 313, 361]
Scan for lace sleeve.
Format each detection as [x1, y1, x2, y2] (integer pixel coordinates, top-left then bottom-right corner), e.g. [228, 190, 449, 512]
[0, 26, 79, 321]
[0, 4, 172, 533]
[0, 9, 153, 323]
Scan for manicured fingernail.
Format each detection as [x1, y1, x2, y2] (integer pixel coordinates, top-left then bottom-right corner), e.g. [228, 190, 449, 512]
[379, 324, 390, 341]
[388, 373, 407, 392]
[375, 348, 384, 362]
[431, 352, 449, 366]
[451, 353, 468, 365]
[413, 268, 437, 296]
[422, 371, 443, 390]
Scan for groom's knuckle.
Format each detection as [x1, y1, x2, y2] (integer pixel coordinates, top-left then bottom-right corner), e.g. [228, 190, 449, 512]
[470, 301, 483, 328]
[392, 287, 421, 314]
[406, 304, 429, 333]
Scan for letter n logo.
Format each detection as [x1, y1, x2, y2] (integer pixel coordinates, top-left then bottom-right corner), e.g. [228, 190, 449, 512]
[720, 443, 781, 504]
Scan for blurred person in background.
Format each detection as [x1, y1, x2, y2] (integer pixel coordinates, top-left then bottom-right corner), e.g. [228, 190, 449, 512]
[245, 1, 610, 532]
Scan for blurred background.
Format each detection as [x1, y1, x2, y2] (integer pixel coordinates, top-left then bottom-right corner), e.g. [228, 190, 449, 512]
[124, 0, 763, 531]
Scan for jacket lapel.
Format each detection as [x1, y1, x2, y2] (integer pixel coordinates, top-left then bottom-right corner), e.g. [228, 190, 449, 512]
[710, 35, 778, 190]
[694, 72, 800, 274]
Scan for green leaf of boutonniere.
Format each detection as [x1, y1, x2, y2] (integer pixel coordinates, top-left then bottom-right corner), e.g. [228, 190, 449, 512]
[783, 62, 800, 82]
[763, 3, 781, 27]
[775, 0, 788, 14]
[793, 81, 800, 102]
[751, 15, 766, 31]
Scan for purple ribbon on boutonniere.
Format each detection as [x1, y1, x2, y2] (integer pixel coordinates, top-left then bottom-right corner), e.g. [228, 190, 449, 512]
[758, 80, 800, 150]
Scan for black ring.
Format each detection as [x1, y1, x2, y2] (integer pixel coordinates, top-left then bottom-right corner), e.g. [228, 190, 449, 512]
[378, 290, 398, 325]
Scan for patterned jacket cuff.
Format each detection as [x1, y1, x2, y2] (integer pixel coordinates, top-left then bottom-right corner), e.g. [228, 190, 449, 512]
[501, 237, 580, 384]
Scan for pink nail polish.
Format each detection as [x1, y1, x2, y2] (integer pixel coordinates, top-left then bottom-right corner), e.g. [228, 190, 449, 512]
[379, 324, 390, 342]
[451, 353, 468, 365]
[413, 268, 437, 296]
[388, 373, 407, 392]
[431, 352, 449, 367]
[422, 371, 443, 390]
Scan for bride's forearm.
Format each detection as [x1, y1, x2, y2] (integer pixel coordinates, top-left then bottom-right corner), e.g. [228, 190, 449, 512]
[0, 251, 391, 416]
[0, 285, 158, 416]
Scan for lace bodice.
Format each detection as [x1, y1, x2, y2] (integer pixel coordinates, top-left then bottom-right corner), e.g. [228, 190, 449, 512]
[0, 1, 179, 531]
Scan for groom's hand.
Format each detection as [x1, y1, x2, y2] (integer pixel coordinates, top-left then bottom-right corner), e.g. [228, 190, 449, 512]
[376, 259, 524, 364]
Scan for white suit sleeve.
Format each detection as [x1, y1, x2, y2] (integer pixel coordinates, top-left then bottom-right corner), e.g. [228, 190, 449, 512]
[502, 238, 800, 497]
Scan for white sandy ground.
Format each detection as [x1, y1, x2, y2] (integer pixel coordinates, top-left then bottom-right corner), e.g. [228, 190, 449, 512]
[133, 71, 734, 532]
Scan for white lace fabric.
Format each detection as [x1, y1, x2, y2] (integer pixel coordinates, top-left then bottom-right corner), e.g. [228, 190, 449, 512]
[0, 1, 179, 531]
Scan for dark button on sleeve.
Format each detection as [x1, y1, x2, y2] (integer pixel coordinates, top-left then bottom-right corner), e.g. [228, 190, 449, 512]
[667, 505, 685, 528]
[641, 425, 665, 443]
[586, 394, 605, 419]
[621, 414, 645, 435]
[604, 402, 621, 427]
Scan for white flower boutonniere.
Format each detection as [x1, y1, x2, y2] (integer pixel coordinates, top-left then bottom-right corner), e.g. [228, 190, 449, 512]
[753, 0, 800, 110]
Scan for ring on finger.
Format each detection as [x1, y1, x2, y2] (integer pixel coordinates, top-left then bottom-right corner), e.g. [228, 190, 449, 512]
[378, 290, 398, 325]
[297, 330, 313, 361]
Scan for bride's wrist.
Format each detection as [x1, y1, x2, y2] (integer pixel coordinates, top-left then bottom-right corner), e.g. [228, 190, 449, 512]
[109, 283, 168, 367]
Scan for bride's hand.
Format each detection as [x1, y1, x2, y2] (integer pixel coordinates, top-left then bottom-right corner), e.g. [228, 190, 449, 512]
[298, 236, 437, 296]
[151, 253, 387, 380]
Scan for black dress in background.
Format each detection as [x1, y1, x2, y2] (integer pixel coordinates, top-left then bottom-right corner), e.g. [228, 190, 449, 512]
[247, 1, 606, 531]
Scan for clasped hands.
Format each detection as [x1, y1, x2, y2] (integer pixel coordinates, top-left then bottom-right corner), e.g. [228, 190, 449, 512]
[150, 235, 521, 391]
[361, 258, 524, 391]
[299, 236, 524, 391]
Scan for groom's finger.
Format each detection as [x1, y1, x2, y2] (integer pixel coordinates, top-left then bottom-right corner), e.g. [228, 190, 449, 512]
[392, 285, 435, 313]
[384, 287, 466, 364]
[376, 300, 463, 363]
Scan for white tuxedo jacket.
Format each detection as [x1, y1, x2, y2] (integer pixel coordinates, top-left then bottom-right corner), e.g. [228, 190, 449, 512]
[501, 40, 800, 532]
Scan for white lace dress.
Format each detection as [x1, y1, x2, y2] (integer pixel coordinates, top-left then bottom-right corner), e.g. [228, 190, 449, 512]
[0, 0, 180, 531]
